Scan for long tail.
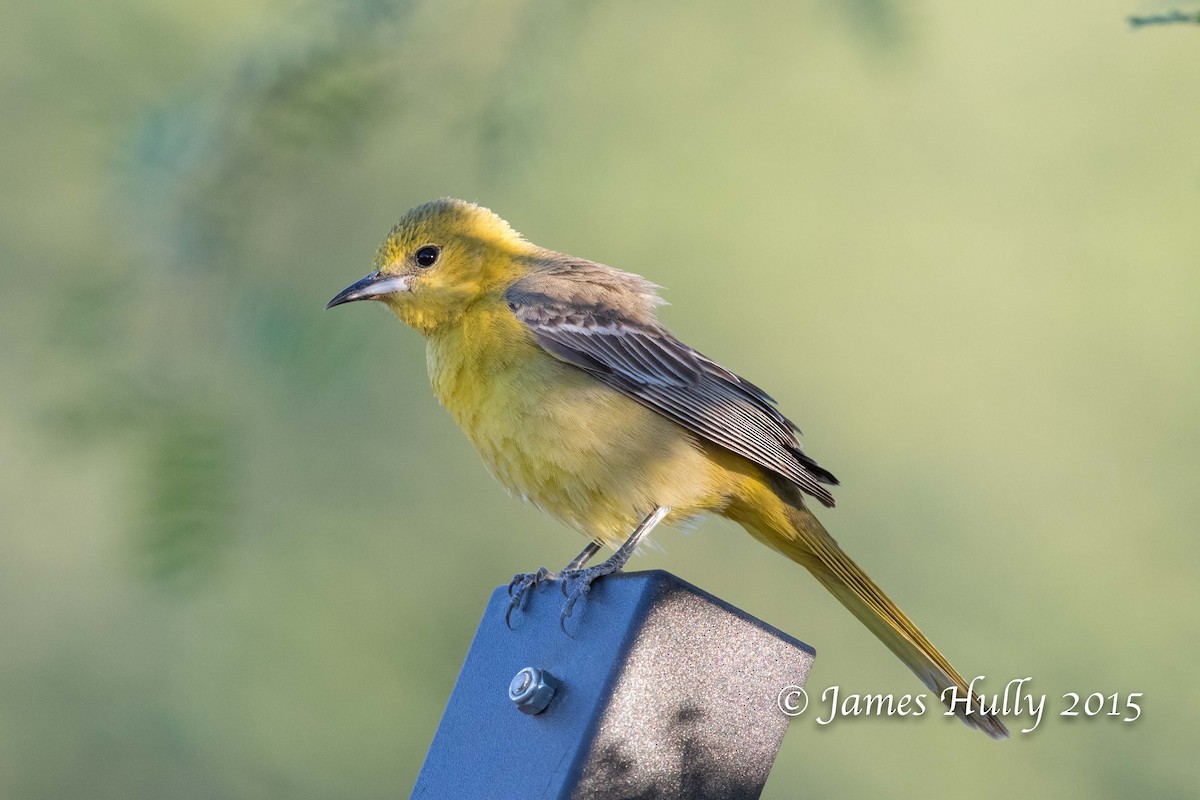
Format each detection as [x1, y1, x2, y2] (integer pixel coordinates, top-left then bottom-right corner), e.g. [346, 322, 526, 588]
[734, 488, 1008, 738]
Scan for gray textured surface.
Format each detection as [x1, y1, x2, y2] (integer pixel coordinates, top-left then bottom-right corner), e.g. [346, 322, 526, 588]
[410, 571, 814, 800]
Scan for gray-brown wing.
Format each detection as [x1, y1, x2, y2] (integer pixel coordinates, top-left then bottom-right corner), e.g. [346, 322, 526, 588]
[506, 283, 838, 507]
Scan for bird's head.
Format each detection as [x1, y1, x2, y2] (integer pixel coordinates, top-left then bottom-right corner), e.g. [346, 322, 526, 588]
[326, 198, 529, 333]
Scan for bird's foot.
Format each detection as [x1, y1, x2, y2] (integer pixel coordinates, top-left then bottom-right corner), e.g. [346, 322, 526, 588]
[557, 559, 623, 633]
[506, 567, 556, 628]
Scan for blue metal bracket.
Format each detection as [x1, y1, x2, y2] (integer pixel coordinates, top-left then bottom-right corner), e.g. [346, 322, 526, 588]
[411, 570, 815, 799]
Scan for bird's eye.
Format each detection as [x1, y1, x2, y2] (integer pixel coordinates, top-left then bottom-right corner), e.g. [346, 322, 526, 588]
[415, 245, 440, 268]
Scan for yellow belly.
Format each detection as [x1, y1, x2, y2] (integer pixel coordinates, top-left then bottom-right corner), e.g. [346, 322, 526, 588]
[424, 305, 725, 546]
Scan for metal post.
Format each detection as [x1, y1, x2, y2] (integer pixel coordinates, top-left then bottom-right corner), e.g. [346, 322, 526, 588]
[411, 570, 815, 799]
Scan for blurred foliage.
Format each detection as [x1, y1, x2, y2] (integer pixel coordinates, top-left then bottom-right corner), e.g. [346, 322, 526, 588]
[1, 0, 1198, 798]
[831, 0, 905, 47]
[127, 3, 417, 268]
[134, 407, 239, 587]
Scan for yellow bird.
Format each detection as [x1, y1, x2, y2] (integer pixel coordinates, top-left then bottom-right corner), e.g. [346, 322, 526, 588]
[327, 198, 1008, 738]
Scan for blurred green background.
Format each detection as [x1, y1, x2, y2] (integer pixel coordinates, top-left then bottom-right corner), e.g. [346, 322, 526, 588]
[3, 0, 1197, 797]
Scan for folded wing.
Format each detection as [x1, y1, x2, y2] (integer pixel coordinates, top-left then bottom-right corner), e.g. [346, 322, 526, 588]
[506, 263, 838, 507]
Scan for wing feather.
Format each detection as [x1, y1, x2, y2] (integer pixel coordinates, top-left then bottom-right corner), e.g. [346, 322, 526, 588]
[506, 266, 838, 507]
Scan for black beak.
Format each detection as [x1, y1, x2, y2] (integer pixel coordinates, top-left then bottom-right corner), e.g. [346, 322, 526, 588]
[326, 272, 413, 309]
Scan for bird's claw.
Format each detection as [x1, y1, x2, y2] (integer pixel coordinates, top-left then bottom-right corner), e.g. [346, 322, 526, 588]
[559, 582, 588, 633]
[557, 562, 619, 633]
[506, 567, 555, 628]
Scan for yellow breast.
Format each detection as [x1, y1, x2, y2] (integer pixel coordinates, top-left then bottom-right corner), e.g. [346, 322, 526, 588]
[424, 300, 721, 545]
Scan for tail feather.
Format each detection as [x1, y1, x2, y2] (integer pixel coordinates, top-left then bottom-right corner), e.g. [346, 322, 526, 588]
[742, 497, 1008, 739]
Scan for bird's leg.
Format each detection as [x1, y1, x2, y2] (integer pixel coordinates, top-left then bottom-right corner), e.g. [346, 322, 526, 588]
[559, 506, 671, 630]
[506, 540, 603, 627]
[562, 540, 603, 572]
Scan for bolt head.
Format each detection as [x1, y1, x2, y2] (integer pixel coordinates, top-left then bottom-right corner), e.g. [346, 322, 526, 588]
[508, 667, 558, 715]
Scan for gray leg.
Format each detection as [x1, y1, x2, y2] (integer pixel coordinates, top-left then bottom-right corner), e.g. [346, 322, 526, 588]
[506, 539, 604, 628]
[563, 540, 603, 572]
[560, 506, 671, 631]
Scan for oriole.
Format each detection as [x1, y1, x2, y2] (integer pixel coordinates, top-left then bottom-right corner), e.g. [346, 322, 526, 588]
[327, 198, 1007, 738]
